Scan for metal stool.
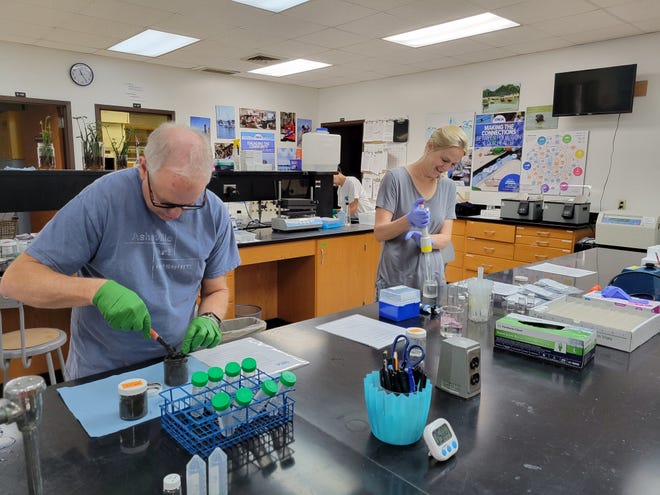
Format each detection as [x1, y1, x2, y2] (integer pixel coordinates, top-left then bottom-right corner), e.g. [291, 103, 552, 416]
[1, 297, 67, 386]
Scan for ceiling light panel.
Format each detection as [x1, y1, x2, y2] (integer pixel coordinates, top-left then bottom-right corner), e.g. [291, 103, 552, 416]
[384, 13, 519, 48]
[108, 29, 200, 57]
[248, 58, 331, 76]
[231, 0, 309, 13]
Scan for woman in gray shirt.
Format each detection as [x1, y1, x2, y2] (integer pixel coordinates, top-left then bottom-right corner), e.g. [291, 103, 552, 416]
[374, 125, 469, 295]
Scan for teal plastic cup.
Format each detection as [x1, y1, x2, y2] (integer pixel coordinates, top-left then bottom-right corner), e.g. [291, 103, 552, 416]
[363, 370, 432, 445]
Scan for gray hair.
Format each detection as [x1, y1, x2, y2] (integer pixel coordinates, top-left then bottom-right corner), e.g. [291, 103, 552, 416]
[428, 125, 469, 155]
[144, 123, 213, 182]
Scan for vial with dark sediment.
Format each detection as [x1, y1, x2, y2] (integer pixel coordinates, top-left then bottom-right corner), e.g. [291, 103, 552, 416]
[164, 352, 189, 386]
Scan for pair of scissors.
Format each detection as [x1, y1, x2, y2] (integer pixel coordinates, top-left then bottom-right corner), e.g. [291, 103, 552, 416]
[391, 334, 425, 370]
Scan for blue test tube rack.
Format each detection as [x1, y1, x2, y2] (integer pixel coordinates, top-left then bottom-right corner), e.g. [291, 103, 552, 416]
[159, 368, 295, 461]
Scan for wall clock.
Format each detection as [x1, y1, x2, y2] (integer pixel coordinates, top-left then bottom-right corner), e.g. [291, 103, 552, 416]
[69, 62, 94, 86]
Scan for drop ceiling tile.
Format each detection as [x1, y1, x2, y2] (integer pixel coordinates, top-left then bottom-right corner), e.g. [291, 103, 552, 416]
[505, 36, 575, 54]
[562, 23, 644, 44]
[495, 0, 597, 24]
[458, 46, 519, 64]
[606, 0, 660, 22]
[475, 25, 552, 48]
[337, 12, 419, 38]
[281, 0, 377, 26]
[387, 0, 482, 26]
[346, 0, 415, 10]
[77, 0, 175, 25]
[532, 10, 629, 36]
[293, 28, 369, 49]
[631, 17, 660, 32]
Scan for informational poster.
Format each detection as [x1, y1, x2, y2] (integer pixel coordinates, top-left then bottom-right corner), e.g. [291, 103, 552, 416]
[471, 112, 525, 192]
[519, 131, 589, 195]
[297, 118, 312, 147]
[240, 131, 275, 170]
[277, 146, 301, 171]
[215, 105, 236, 139]
[425, 112, 475, 186]
[525, 105, 558, 131]
[190, 116, 211, 136]
[482, 82, 521, 113]
[280, 111, 296, 142]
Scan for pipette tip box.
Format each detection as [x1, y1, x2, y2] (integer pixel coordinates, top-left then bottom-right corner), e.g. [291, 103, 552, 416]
[495, 313, 596, 369]
[530, 295, 660, 352]
[379, 285, 420, 321]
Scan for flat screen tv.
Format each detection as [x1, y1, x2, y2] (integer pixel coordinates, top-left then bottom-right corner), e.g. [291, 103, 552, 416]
[552, 64, 637, 116]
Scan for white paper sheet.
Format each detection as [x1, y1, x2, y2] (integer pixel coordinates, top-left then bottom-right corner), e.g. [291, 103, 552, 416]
[315, 314, 404, 349]
[526, 262, 596, 278]
[193, 337, 309, 376]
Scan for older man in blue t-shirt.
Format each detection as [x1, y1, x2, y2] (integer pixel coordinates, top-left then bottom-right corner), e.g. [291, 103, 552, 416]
[0, 123, 240, 380]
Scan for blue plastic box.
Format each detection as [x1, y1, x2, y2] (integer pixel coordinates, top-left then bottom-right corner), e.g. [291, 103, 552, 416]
[379, 301, 419, 321]
[378, 286, 420, 321]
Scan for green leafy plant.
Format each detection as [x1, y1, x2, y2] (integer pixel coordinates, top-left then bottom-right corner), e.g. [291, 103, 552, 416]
[74, 116, 104, 169]
[107, 127, 134, 169]
[38, 115, 55, 168]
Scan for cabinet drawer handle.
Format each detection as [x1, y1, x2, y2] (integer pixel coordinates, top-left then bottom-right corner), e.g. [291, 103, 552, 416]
[484, 230, 495, 236]
[534, 254, 548, 260]
[483, 247, 495, 253]
[321, 248, 325, 265]
[536, 241, 549, 247]
[537, 231, 550, 237]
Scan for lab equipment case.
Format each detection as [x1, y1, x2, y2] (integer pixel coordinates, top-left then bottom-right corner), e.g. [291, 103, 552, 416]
[542, 199, 591, 224]
[500, 199, 543, 221]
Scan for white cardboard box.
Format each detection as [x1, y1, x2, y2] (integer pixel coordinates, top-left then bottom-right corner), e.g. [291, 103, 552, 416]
[530, 295, 660, 352]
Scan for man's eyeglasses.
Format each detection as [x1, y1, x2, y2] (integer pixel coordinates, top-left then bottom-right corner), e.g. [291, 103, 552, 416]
[147, 171, 207, 210]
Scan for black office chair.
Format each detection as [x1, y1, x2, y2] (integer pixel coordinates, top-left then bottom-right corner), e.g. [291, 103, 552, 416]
[607, 270, 660, 301]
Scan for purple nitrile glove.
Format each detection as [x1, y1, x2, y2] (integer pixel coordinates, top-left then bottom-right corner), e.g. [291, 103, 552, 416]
[406, 198, 430, 228]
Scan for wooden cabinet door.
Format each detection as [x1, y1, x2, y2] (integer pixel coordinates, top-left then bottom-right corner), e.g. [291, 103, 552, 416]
[362, 233, 381, 305]
[315, 234, 368, 316]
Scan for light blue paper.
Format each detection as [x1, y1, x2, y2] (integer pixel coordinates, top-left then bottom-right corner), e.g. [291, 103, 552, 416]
[58, 356, 207, 437]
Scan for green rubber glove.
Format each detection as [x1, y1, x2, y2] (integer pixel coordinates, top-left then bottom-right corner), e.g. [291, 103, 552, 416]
[92, 280, 151, 339]
[182, 316, 222, 354]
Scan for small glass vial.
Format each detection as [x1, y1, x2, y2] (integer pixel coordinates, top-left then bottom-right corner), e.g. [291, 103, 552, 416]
[211, 392, 232, 435]
[118, 378, 148, 421]
[224, 361, 241, 387]
[163, 473, 182, 495]
[241, 357, 257, 380]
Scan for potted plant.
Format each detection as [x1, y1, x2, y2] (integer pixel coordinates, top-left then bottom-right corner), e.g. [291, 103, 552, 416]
[37, 116, 56, 169]
[108, 127, 133, 169]
[74, 116, 104, 170]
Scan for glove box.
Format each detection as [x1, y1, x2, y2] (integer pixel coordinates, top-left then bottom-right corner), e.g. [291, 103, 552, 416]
[500, 199, 543, 221]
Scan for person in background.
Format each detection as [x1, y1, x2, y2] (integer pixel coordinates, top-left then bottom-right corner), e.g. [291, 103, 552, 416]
[333, 166, 375, 222]
[0, 123, 240, 380]
[373, 125, 468, 293]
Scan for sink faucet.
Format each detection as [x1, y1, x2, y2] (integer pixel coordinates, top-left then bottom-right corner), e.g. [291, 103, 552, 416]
[0, 375, 47, 495]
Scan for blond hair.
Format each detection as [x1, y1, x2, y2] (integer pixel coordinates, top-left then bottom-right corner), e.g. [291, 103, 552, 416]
[428, 125, 469, 154]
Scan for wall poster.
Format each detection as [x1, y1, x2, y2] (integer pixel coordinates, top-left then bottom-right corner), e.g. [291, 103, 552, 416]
[519, 131, 589, 195]
[471, 112, 525, 192]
